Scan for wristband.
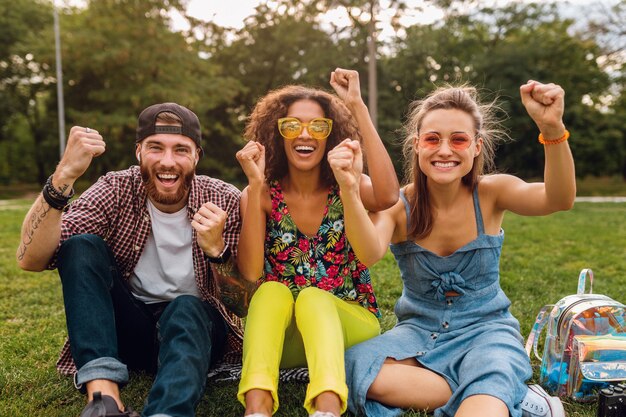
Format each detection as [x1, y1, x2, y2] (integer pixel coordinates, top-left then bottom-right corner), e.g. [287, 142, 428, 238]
[42, 175, 74, 210]
[45, 175, 75, 199]
[207, 245, 231, 264]
[538, 129, 569, 145]
[42, 184, 69, 210]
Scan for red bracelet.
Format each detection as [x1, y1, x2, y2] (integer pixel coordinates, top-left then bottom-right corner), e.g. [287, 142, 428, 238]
[538, 129, 570, 145]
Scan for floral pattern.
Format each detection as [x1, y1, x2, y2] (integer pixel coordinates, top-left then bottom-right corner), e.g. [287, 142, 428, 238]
[261, 180, 380, 317]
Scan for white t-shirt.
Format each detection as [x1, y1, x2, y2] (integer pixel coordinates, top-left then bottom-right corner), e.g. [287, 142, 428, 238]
[129, 200, 199, 303]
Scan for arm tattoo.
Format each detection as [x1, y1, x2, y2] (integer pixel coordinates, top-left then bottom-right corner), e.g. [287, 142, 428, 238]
[17, 197, 52, 261]
[57, 183, 70, 195]
[212, 259, 257, 318]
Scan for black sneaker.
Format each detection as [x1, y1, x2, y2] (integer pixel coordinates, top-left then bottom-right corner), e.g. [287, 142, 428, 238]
[79, 392, 140, 417]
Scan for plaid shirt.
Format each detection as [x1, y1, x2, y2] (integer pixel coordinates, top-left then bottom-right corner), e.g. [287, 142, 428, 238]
[51, 166, 243, 375]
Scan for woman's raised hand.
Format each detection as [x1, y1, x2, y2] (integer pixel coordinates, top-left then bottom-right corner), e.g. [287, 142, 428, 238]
[236, 141, 266, 185]
[330, 68, 364, 111]
[520, 80, 566, 139]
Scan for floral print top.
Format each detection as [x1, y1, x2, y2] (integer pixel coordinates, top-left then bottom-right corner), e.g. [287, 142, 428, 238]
[261, 180, 380, 317]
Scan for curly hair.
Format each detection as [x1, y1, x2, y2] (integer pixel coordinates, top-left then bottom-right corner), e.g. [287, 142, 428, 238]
[244, 85, 361, 187]
[401, 84, 507, 240]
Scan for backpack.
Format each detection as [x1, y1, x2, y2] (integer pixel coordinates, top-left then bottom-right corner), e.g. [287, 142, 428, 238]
[525, 268, 626, 402]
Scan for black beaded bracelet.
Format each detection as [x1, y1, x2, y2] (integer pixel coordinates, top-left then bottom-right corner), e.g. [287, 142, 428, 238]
[42, 183, 69, 210]
[45, 175, 75, 200]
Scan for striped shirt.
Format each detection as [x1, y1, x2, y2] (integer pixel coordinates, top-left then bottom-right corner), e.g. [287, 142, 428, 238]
[50, 166, 242, 375]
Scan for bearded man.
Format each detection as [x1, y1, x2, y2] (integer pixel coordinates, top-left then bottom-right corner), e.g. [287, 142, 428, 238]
[17, 103, 251, 417]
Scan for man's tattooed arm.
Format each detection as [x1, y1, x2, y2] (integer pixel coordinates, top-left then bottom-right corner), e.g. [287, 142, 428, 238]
[211, 259, 257, 318]
[16, 194, 63, 270]
[17, 197, 52, 261]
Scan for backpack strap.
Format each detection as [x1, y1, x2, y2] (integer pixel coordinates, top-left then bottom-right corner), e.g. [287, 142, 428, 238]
[525, 304, 553, 361]
[577, 268, 594, 295]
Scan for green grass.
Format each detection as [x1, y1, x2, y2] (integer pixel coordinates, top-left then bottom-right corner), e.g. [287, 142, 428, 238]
[1, 200, 624, 416]
[575, 176, 626, 197]
[1, 175, 625, 199]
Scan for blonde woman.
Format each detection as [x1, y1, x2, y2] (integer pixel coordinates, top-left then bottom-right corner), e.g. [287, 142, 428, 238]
[342, 81, 574, 417]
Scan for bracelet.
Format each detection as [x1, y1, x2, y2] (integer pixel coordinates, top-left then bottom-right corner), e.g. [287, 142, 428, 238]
[42, 184, 69, 210]
[45, 175, 75, 200]
[207, 245, 231, 264]
[42, 175, 74, 210]
[538, 129, 570, 145]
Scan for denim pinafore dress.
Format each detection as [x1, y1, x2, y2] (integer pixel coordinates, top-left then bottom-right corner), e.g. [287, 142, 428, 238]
[345, 188, 532, 417]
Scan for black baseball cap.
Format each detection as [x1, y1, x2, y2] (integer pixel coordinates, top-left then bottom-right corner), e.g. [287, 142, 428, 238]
[136, 103, 202, 152]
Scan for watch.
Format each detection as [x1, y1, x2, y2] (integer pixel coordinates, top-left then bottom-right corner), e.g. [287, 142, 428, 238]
[207, 245, 231, 264]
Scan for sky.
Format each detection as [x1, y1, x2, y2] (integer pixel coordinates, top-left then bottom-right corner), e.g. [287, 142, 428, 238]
[61, 0, 617, 41]
[170, 0, 616, 41]
[172, 0, 443, 39]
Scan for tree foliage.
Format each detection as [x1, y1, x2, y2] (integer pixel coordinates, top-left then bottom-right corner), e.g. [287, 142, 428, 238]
[0, 0, 55, 183]
[0, 0, 623, 186]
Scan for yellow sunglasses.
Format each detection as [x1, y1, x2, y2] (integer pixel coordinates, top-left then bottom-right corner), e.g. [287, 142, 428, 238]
[277, 117, 333, 140]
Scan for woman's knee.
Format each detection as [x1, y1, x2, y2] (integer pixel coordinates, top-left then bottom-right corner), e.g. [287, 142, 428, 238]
[255, 280, 292, 297]
[294, 286, 331, 313]
[248, 281, 294, 316]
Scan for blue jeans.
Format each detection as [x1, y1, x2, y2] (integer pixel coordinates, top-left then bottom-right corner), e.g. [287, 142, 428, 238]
[57, 234, 227, 417]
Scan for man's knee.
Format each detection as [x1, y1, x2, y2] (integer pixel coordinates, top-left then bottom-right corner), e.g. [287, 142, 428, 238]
[159, 296, 221, 338]
[57, 234, 116, 289]
[59, 234, 107, 256]
[158, 296, 226, 359]
[161, 295, 206, 322]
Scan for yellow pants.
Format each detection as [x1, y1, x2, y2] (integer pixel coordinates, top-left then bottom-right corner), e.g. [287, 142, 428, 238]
[237, 281, 380, 415]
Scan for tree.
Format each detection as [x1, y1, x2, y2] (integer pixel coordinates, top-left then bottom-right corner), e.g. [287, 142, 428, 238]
[0, 0, 55, 184]
[319, 0, 409, 128]
[26, 0, 245, 183]
[379, 2, 614, 179]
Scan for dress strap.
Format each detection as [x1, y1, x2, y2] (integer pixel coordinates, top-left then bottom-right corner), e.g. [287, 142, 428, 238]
[399, 188, 411, 231]
[472, 187, 485, 235]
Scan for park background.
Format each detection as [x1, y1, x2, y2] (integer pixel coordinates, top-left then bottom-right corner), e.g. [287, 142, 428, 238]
[1, 0, 625, 416]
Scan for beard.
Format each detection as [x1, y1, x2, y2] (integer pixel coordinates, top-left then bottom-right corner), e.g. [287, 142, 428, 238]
[140, 162, 194, 206]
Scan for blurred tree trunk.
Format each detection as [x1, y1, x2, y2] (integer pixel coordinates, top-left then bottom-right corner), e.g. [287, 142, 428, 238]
[368, 0, 378, 129]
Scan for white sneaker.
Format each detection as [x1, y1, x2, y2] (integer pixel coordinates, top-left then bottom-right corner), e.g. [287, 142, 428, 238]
[309, 412, 339, 417]
[521, 384, 565, 417]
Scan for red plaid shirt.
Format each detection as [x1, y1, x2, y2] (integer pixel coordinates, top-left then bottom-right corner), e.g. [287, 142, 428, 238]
[51, 166, 243, 375]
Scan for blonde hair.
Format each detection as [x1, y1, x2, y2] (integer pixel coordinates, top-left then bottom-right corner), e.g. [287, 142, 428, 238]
[401, 85, 506, 239]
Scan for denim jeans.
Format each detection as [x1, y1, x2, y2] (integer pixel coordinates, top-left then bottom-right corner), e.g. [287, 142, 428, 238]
[57, 234, 227, 417]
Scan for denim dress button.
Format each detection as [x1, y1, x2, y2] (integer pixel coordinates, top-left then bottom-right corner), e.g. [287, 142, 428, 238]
[447, 299, 453, 306]
[442, 322, 449, 329]
[430, 333, 438, 340]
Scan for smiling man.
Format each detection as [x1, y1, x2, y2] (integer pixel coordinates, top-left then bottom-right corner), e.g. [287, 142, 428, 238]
[16, 103, 252, 417]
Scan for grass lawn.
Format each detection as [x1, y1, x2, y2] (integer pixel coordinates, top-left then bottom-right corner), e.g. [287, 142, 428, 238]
[1, 199, 624, 416]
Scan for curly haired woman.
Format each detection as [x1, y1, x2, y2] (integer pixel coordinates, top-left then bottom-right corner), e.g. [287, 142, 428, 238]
[235, 68, 399, 417]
